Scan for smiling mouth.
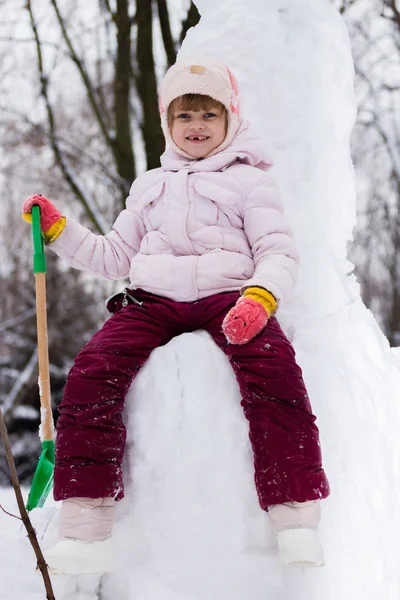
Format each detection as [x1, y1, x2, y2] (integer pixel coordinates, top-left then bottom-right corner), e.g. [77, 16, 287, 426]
[186, 135, 210, 142]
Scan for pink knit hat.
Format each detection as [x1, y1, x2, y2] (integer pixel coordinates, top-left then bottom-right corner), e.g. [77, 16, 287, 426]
[159, 58, 241, 159]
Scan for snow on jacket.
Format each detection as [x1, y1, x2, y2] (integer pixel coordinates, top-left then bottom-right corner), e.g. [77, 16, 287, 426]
[50, 121, 299, 303]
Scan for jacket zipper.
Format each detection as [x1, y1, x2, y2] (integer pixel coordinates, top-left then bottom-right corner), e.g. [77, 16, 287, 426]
[122, 289, 143, 307]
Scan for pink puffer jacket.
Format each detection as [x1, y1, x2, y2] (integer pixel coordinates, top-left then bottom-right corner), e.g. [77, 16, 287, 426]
[50, 121, 299, 303]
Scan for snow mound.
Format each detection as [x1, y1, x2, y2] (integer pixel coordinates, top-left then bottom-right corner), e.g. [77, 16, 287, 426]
[3, 1, 400, 599]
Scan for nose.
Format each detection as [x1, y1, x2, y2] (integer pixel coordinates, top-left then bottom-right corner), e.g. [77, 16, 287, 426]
[189, 122, 204, 130]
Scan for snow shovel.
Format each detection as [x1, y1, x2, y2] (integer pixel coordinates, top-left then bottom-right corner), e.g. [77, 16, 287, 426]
[26, 204, 55, 511]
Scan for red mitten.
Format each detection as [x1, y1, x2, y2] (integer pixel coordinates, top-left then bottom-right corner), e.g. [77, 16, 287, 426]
[222, 297, 269, 345]
[22, 194, 62, 232]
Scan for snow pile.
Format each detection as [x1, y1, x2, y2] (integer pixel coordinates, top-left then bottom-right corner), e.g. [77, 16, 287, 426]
[3, 1, 400, 599]
[108, 1, 400, 598]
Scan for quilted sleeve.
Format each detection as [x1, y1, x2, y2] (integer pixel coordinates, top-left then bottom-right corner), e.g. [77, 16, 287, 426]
[49, 194, 146, 281]
[240, 172, 300, 303]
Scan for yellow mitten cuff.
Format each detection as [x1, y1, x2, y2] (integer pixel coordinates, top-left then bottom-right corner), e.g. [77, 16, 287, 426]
[43, 216, 67, 244]
[22, 212, 33, 223]
[243, 287, 277, 315]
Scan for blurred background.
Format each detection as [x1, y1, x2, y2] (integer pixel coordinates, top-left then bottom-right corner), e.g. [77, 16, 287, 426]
[0, 0, 397, 484]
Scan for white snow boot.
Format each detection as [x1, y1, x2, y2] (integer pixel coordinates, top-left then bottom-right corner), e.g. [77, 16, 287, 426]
[45, 497, 116, 575]
[45, 537, 115, 575]
[269, 500, 324, 567]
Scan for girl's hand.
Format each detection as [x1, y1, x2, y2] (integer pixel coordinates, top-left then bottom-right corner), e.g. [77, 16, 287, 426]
[22, 194, 66, 243]
[222, 297, 269, 345]
[22, 194, 61, 230]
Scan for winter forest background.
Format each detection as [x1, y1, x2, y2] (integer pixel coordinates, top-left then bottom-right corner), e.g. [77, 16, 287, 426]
[0, 0, 398, 483]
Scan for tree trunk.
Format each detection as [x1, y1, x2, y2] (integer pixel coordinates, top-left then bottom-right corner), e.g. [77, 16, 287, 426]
[136, 0, 165, 169]
[156, 0, 176, 67]
[114, 0, 136, 203]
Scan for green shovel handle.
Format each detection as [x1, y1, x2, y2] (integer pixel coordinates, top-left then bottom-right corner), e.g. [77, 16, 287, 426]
[31, 205, 46, 274]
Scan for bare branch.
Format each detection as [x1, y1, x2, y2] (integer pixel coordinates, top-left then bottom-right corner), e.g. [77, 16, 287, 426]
[49, 0, 115, 150]
[355, 63, 400, 180]
[26, 0, 106, 233]
[101, 0, 117, 23]
[0, 104, 126, 191]
[0, 410, 55, 599]
[52, 0, 137, 201]
[0, 307, 36, 334]
[0, 504, 22, 521]
[0, 36, 63, 52]
[382, 0, 400, 28]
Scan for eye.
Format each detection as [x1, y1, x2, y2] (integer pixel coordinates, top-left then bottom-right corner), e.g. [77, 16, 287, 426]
[205, 112, 217, 118]
[177, 113, 190, 119]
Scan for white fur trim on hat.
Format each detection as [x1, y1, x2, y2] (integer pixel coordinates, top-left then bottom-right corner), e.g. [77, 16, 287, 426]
[159, 57, 241, 159]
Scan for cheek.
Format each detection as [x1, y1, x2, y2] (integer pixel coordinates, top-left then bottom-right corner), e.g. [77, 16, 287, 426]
[170, 123, 182, 142]
[216, 121, 227, 141]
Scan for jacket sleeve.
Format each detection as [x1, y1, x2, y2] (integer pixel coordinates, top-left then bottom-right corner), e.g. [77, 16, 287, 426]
[49, 203, 146, 281]
[240, 172, 300, 303]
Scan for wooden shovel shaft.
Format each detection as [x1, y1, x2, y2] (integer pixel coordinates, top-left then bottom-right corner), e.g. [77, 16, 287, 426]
[35, 272, 53, 442]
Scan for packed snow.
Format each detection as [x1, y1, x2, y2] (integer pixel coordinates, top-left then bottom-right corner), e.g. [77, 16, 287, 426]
[3, 0, 400, 599]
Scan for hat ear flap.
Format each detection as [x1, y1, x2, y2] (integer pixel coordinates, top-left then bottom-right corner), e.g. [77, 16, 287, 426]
[226, 67, 240, 116]
[159, 94, 165, 115]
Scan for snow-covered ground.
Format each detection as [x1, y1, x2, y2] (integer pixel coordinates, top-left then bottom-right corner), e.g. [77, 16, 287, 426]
[3, 0, 400, 599]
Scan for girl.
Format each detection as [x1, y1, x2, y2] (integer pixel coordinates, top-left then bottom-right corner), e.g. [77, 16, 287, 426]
[22, 58, 329, 573]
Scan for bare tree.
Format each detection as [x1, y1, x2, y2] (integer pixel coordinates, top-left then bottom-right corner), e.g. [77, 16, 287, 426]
[16, 0, 201, 225]
[337, 1, 400, 343]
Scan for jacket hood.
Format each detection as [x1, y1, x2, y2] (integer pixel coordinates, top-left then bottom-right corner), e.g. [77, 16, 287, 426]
[160, 120, 273, 173]
[159, 58, 241, 160]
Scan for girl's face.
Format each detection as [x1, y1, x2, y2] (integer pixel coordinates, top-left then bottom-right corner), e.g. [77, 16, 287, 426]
[170, 105, 227, 159]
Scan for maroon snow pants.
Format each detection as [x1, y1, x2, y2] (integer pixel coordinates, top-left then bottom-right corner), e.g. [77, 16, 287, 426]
[54, 289, 329, 509]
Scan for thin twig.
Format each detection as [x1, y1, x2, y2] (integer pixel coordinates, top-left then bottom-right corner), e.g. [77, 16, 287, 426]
[0, 503, 23, 521]
[0, 409, 55, 600]
[49, 0, 116, 152]
[0, 104, 126, 190]
[0, 307, 36, 334]
[26, 0, 106, 234]
[102, 0, 117, 24]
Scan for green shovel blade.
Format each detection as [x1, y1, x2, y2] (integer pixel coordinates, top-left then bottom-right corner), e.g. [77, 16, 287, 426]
[26, 438, 55, 511]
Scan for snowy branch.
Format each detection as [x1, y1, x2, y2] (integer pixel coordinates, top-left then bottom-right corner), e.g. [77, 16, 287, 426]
[1, 348, 38, 425]
[0, 308, 36, 334]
